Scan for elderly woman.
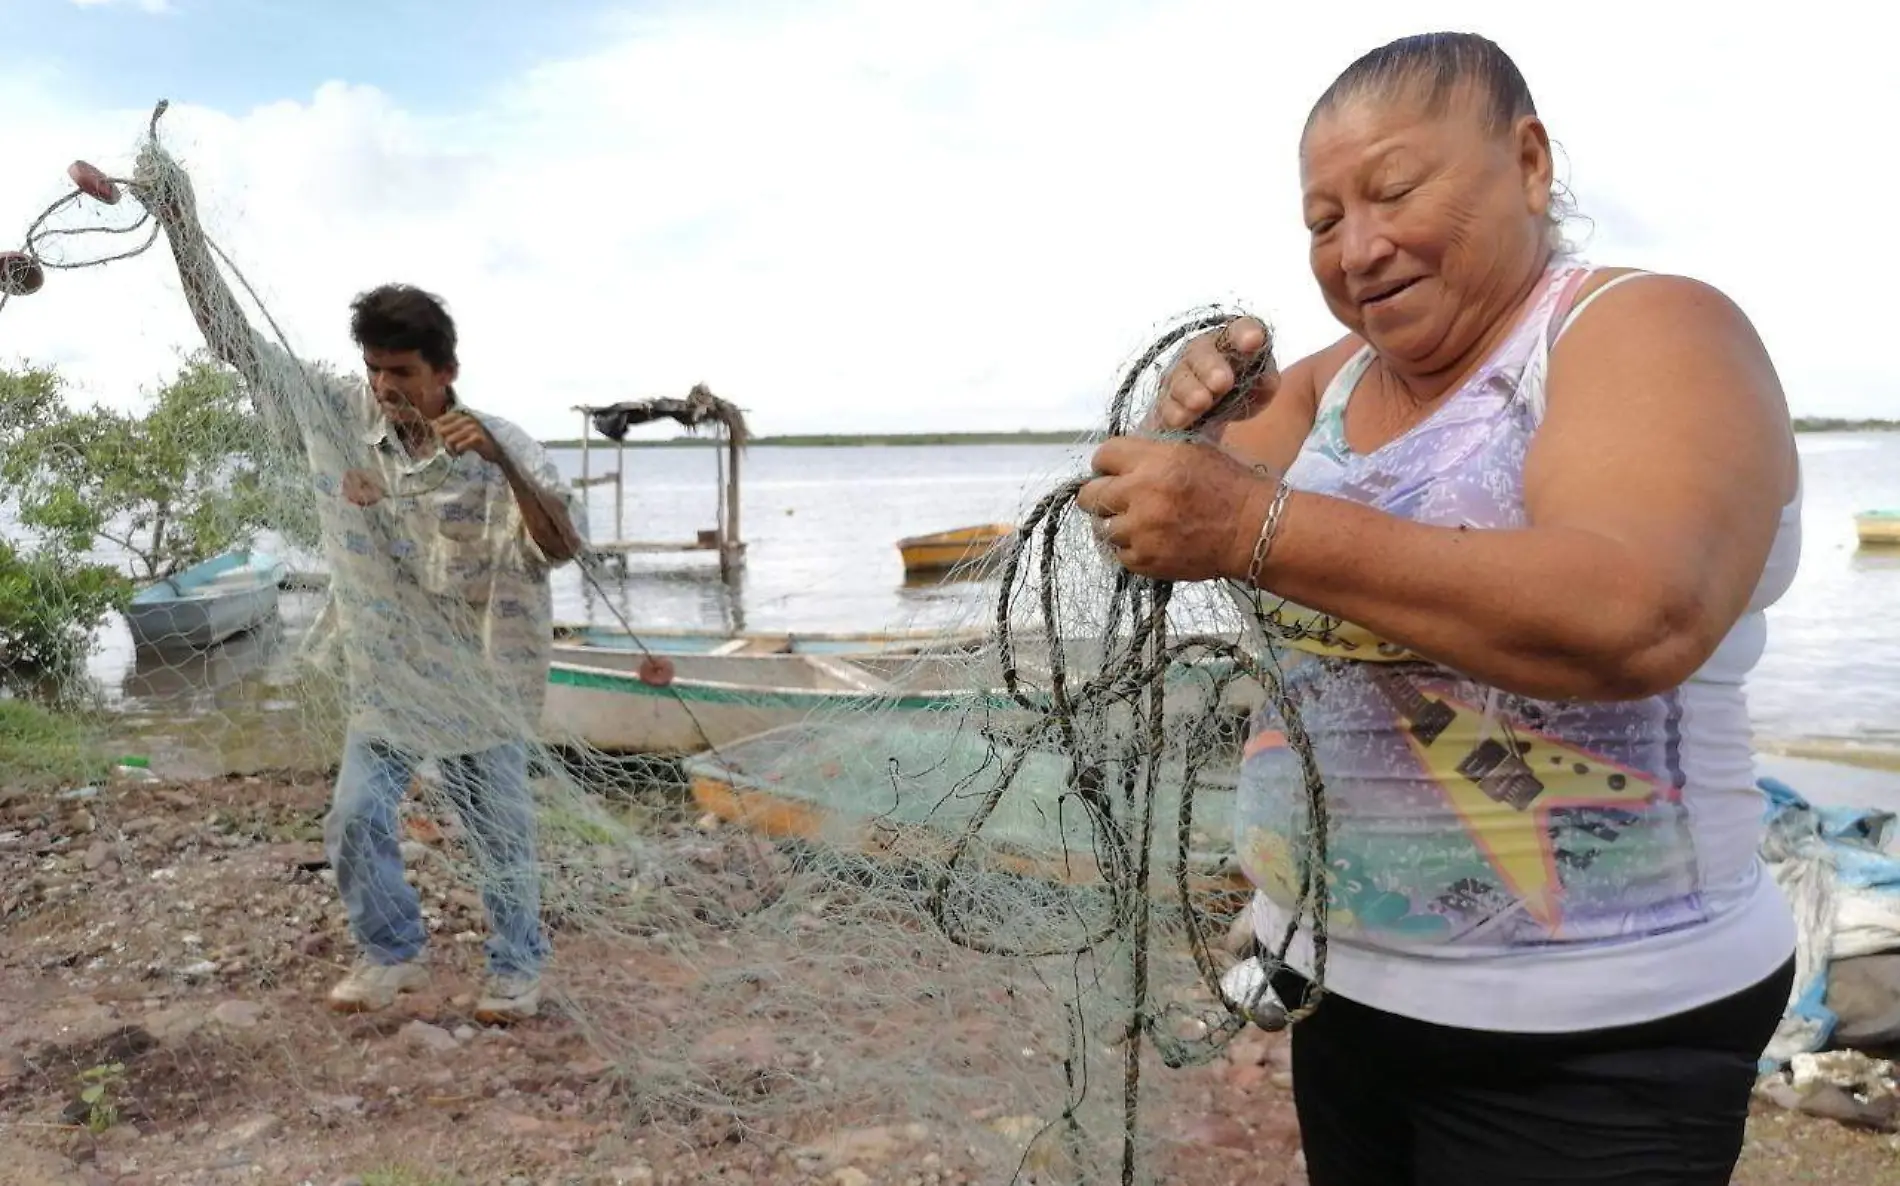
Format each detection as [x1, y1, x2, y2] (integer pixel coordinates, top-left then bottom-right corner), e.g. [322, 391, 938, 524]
[1077, 31, 1800, 1186]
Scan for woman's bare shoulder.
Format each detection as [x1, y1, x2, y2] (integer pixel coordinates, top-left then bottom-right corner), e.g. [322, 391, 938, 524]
[1542, 266, 1796, 496]
[1219, 332, 1365, 469]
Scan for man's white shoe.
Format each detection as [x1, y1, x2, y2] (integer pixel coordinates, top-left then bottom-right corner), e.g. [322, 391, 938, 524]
[474, 972, 542, 1024]
[327, 958, 430, 1013]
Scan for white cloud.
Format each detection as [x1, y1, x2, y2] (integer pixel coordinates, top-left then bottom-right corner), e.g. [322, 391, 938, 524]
[3, 0, 1896, 439]
[67, 0, 173, 13]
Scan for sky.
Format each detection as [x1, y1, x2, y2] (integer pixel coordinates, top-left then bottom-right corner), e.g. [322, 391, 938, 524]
[0, 0, 1894, 440]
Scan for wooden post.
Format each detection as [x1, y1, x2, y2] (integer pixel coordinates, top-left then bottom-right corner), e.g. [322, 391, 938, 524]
[579, 408, 591, 488]
[614, 435, 628, 577]
[723, 424, 743, 580]
[577, 408, 594, 570]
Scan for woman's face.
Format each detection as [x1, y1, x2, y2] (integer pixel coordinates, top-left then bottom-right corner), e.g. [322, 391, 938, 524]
[1300, 84, 1554, 379]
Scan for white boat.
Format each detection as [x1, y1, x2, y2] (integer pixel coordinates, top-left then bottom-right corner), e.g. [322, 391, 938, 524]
[543, 625, 993, 754]
[542, 625, 1261, 755]
[122, 551, 287, 652]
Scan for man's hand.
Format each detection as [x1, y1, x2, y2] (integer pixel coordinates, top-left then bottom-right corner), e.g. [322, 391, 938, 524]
[433, 412, 502, 464]
[341, 468, 385, 507]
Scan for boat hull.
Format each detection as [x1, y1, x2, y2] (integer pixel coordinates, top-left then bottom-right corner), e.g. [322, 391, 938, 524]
[1856, 512, 1900, 547]
[682, 716, 1248, 897]
[542, 629, 1263, 755]
[123, 552, 286, 651]
[542, 626, 991, 753]
[896, 523, 1017, 574]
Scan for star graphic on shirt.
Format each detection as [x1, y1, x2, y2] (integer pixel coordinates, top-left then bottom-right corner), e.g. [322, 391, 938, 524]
[1367, 669, 1660, 932]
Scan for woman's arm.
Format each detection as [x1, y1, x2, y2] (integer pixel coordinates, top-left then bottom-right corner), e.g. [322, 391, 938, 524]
[1084, 276, 1796, 702]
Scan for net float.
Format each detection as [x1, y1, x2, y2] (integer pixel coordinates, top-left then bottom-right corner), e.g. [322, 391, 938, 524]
[68, 159, 121, 205]
[637, 655, 676, 688]
[0, 252, 45, 297]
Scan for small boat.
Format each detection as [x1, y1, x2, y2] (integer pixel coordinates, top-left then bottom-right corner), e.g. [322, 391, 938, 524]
[544, 627, 1261, 756]
[1855, 510, 1900, 548]
[681, 715, 1246, 897]
[543, 625, 993, 754]
[553, 624, 985, 659]
[896, 523, 1018, 576]
[122, 615, 286, 699]
[123, 551, 287, 651]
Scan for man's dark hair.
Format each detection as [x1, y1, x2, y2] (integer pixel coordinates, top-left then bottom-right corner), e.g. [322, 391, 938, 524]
[1307, 32, 1538, 139]
[349, 283, 459, 371]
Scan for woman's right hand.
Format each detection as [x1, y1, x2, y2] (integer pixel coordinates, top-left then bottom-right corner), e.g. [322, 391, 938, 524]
[1147, 316, 1279, 433]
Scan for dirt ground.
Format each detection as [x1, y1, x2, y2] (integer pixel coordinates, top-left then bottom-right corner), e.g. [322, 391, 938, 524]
[3, 770, 1897, 1186]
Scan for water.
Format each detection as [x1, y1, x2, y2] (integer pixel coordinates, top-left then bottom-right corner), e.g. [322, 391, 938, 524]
[1750, 433, 1900, 758]
[8, 434, 1900, 775]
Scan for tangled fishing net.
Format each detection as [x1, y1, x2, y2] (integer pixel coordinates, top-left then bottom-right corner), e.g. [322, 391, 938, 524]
[1, 102, 1334, 1184]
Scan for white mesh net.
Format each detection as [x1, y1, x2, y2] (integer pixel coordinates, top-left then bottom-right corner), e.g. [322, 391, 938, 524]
[1, 101, 1333, 1185]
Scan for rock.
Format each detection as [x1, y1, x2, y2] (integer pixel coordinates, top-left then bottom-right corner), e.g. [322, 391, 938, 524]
[452, 1025, 477, 1043]
[607, 1166, 655, 1185]
[296, 932, 329, 957]
[691, 1025, 784, 1079]
[97, 1122, 142, 1149]
[176, 959, 218, 981]
[145, 1006, 206, 1043]
[83, 841, 113, 871]
[566, 1056, 616, 1079]
[493, 1110, 548, 1135]
[399, 1020, 460, 1055]
[1755, 1075, 1804, 1110]
[830, 1170, 872, 1186]
[310, 1094, 365, 1118]
[797, 1124, 930, 1168]
[216, 1113, 281, 1148]
[987, 1115, 1074, 1179]
[211, 1000, 263, 1029]
[1181, 1115, 1256, 1151]
[1796, 1083, 1900, 1132]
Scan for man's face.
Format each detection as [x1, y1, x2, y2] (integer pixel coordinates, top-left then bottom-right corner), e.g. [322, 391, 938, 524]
[364, 348, 455, 423]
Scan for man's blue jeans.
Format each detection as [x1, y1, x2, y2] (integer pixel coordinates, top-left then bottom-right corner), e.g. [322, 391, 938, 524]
[324, 732, 548, 977]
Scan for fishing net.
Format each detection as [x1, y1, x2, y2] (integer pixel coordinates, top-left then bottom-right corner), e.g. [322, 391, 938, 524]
[1, 102, 1331, 1185]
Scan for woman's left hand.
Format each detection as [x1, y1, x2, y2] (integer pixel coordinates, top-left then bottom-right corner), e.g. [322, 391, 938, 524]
[1076, 437, 1275, 582]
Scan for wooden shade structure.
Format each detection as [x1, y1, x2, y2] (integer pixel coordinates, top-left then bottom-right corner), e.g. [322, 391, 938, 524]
[573, 383, 748, 580]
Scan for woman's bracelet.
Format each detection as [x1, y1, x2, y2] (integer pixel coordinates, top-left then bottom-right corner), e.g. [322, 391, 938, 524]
[1245, 468, 1294, 591]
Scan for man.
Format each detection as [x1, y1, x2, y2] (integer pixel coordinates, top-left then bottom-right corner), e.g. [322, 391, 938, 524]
[133, 143, 587, 1023]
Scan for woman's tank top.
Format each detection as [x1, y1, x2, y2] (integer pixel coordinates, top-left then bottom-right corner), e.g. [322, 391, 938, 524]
[1233, 258, 1803, 1032]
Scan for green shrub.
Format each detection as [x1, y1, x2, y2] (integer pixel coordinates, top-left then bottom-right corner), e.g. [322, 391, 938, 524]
[0, 538, 129, 680]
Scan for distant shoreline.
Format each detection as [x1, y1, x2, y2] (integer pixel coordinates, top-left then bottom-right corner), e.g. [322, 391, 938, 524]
[541, 420, 1899, 449]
